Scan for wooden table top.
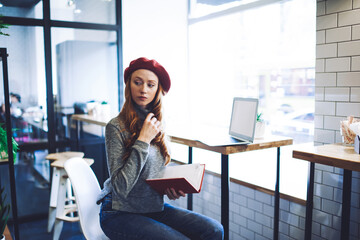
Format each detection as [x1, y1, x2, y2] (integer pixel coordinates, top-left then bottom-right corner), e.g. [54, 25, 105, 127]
[71, 114, 112, 127]
[169, 134, 293, 155]
[293, 143, 360, 172]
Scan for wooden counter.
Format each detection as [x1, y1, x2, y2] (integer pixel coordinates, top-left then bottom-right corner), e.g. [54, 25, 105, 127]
[293, 143, 360, 172]
[292, 143, 359, 240]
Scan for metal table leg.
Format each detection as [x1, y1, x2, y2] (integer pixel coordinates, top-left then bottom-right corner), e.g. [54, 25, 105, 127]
[187, 147, 193, 211]
[221, 154, 229, 240]
[305, 162, 315, 239]
[341, 169, 352, 240]
[273, 147, 280, 240]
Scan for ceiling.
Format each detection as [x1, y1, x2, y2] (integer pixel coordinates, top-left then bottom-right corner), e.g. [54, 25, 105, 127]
[0, 0, 41, 8]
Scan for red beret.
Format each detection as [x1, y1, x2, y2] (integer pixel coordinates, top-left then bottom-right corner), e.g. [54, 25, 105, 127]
[124, 57, 171, 93]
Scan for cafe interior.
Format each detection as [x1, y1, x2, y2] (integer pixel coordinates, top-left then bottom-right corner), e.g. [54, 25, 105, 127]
[1, 0, 360, 239]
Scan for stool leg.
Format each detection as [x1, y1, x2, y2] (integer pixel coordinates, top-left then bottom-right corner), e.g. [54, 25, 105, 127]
[48, 167, 60, 232]
[53, 219, 64, 240]
[53, 168, 67, 240]
[66, 178, 75, 217]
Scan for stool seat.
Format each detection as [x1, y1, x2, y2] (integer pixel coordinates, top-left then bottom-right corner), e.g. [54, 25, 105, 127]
[51, 158, 94, 169]
[46, 151, 84, 162]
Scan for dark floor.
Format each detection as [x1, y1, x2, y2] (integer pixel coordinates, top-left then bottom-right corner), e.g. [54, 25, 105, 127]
[2, 150, 85, 240]
[9, 218, 85, 240]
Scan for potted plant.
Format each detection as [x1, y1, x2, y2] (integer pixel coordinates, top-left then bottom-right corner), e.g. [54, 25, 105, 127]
[0, 124, 17, 240]
[0, 185, 10, 240]
[0, 15, 10, 37]
[255, 112, 266, 139]
[0, 125, 18, 161]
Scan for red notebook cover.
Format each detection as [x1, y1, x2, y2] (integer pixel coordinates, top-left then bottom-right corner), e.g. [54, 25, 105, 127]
[146, 164, 205, 195]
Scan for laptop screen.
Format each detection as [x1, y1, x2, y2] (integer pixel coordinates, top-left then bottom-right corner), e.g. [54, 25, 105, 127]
[229, 97, 259, 142]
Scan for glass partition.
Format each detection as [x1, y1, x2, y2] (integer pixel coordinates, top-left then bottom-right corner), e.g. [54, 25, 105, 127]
[50, 0, 116, 24]
[0, 0, 43, 19]
[0, 25, 46, 144]
[51, 28, 118, 131]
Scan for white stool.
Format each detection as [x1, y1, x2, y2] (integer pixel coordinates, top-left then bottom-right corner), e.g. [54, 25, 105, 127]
[46, 152, 94, 240]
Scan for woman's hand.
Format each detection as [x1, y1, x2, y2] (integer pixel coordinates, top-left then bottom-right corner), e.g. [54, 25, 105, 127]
[138, 113, 162, 144]
[165, 188, 186, 200]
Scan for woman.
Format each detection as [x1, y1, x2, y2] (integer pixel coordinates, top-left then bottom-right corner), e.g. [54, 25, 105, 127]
[97, 57, 224, 240]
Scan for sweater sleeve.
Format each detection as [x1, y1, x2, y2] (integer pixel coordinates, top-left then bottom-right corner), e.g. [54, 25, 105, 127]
[105, 121, 149, 198]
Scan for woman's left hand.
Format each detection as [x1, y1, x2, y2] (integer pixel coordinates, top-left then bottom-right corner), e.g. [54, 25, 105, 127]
[165, 188, 186, 200]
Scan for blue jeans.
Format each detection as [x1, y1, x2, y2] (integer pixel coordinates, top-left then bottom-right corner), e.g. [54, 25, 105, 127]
[100, 194, 224, 240]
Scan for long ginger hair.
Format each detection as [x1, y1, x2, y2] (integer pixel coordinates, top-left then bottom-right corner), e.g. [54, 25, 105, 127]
[118, 76, 171, 165]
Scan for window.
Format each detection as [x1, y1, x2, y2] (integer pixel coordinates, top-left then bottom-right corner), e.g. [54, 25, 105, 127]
[123, 0, 315, 199]
[172, 0, 315, 200]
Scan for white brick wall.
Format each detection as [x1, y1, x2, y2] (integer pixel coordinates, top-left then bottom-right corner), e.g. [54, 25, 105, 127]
[315, 1, 360, 239]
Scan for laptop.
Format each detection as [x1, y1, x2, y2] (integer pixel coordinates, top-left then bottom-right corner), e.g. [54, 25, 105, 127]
[196, 97, 259, 146]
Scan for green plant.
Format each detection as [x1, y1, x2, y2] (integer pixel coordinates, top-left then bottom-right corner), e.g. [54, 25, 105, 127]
[0, 124, 18, 160]
[0, 186, 10, 237]
[0, 15, 10, 37]
[257, 112, 264, 122]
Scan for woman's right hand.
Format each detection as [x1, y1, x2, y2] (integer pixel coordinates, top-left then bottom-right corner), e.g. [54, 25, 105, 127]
[138, 113, 162, 144]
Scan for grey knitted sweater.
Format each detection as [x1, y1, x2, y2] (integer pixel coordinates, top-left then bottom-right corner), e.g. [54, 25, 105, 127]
[97, 106, 166, 213]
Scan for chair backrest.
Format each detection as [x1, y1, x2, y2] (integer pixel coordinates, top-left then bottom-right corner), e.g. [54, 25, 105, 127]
[64, 157, 109, 240]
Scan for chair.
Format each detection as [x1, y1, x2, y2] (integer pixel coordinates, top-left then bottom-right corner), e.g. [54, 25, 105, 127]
[64, 157, 109, 240]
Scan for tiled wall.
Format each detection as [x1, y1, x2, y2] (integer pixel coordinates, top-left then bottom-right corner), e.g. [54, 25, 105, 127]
[166, 171, 307, 240]
[315, 0, 360, 239]
[315, 0, 360, 144]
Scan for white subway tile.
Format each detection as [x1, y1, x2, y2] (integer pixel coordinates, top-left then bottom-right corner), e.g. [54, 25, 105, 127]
[326, 27, 351, 43]
[338, 40, 360, 57]
[316, 59, 325, 72]
[315, 101, 336, 115]
[339, 9, 360, 26]
[335, 130, 342, 143]
[324, 116, 344, 130]
[337, 72, 360, 86]
[315, 115, 324, 128]
[317, 1, 325, 16]
[317, 30, 325, 44]
[352, 56, 360, 71]
[317, 14, 337, 30]
[351, 87, 360, 101]
[314, 129, 335, 143]
[324, 87, 350, 101]
[315, 73, 336, 86]
[355, 0, 360, 8]
[326, 0, 352, 14]
[315, 87, 324, 100]
[336, 102, 360, 117]
[325, 58, 351, 72]
[317, 44, 337, 58]
[353, 25, 360, 40]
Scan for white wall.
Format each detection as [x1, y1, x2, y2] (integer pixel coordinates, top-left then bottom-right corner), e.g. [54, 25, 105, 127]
[122, 0, 189, 124]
